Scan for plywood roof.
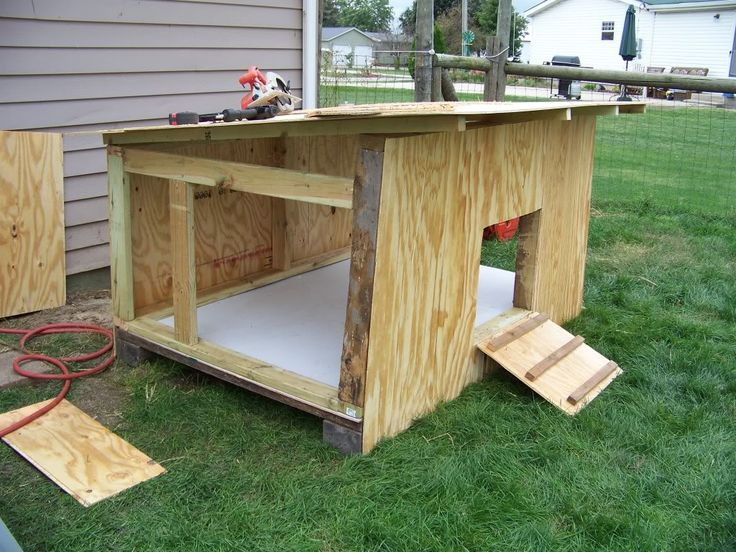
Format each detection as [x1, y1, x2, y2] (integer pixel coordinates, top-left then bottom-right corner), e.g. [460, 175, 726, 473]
[103, 101, 645, 146]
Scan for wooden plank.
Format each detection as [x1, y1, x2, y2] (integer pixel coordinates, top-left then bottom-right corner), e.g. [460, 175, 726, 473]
[108, 151, 134, 320]
[103, 115, 467, 146]
[479, 316, 622, 414]
[120, 317, 362, 420]
[514, 209, 541, 310]
[0, 399, 165, 507]
[169, 180, 198, 345]
[485, 314, 549, 352]
[0, 130, 65, 317]
[339, 138, 385, 409]
[361, 122, 545, 452]
[123, 148, 354, 209]
[525, 335, 585, 382]
[567, 361, 619, 406]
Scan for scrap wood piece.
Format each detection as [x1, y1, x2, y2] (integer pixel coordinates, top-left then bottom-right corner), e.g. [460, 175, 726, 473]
[485, 313, 549, 352]
[0, 399, 165, 506]
[567, 361, 619, 406]
[306, 102, 457, 118]
[525, 335, 585, 381]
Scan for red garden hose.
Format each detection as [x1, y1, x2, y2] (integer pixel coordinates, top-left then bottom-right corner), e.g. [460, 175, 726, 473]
[0, 323, 114, 438]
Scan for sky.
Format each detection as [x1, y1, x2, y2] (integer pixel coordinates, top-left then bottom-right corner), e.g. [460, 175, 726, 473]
[388, 0, 539, 27]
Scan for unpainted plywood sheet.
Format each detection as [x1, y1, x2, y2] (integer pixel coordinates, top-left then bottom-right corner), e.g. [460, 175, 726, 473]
[477, 312, 622, 414]
[0, 130, 65, 317]
[0, 399, 165, 506]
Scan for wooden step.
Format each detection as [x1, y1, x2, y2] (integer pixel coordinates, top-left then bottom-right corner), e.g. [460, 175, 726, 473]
[477, 312, 621, 414]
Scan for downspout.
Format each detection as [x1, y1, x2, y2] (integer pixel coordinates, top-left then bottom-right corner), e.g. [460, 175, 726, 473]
[303, 1, 319, 109]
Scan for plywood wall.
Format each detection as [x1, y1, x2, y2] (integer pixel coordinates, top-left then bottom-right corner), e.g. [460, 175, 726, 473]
[130, 136, 356, 311]
[0, 130, 65, 317]
[361, 119, 593, 452]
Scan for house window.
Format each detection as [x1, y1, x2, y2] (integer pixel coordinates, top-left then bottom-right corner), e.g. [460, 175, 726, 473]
[601, 21, 614, 40]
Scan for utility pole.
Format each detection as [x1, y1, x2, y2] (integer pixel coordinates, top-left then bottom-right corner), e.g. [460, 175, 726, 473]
[414, 0, 433, 102]
[483, 0, 512, 101]
[462, 0, 468, 56]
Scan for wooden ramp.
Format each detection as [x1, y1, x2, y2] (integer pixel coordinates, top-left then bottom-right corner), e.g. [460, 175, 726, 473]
[477, 312, 621, 414]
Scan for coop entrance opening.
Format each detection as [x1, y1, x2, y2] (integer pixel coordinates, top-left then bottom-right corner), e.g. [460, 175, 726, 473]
[474, 220, 519, 328]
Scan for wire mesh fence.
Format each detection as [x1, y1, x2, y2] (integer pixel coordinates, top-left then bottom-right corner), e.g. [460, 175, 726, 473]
[319, 60, 736, 217]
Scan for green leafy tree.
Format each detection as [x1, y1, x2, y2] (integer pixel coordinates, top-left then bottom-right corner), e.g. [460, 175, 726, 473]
[339, 0, 393, 32]
[400, 0, 482, 35]
[476, 0, 528, 57]
[322, 0, 341, 27]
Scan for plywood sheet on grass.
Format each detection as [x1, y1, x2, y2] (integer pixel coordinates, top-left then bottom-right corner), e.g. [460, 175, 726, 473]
[0, 130, 65, 317]
[0, 399, 165, 506]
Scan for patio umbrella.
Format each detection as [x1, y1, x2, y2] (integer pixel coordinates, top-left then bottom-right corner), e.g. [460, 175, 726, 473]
[617, 5, 637, 100]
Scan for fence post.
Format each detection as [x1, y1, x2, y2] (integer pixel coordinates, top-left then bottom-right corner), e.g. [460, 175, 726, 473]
[483, 0, 512, 101]
[415, 0, 434, 102]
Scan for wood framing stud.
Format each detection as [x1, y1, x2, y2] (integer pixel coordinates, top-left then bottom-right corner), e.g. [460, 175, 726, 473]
[514, 209, 542, 310]
[338, 138, 385, 407]
[567, 361, 619, 405]
[107, 153, 135, 321]
[486, 314, 549, 352]
[270, 197, 290, 270]
[525, 335, 585, 381]
[323, 420, 363, 455]
[169, 180, 198, 345]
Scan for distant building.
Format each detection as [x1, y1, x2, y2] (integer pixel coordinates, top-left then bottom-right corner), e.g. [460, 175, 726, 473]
[524, 0, 736, 77]
[321, 27, 411, 68]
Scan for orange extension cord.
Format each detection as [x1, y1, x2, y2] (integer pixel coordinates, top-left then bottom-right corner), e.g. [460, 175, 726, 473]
[0, 323, 115, 438]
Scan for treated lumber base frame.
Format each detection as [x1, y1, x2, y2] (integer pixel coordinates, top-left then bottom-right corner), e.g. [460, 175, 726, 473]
[115, 328, 363, 434]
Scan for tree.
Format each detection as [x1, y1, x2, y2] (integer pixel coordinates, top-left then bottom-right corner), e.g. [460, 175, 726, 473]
[339, 0, 393, 32]
[476, 0, 528, 57]
[322, 0, 341, 27]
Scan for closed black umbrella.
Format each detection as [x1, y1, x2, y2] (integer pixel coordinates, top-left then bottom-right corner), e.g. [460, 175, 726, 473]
[617, 5, 637, 100]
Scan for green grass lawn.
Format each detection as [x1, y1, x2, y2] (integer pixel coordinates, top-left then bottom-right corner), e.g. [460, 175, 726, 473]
[1, 105, 735, 550]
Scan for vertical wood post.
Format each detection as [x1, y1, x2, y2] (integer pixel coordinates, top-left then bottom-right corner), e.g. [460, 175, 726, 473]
[338, 136, 385, 409]
[415, 0, 434, 102]
[483, 0, 513, 101]
[270, 198, 290, 270]
[107, 149, 134, 321]
[170, 180, 198, 345]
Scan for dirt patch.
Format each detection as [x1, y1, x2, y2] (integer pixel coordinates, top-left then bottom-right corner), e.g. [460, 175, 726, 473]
[1, 289, 112, 334]
[0, 289, 126, 426]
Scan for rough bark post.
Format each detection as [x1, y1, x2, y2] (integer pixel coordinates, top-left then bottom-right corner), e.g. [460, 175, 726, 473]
[415, 0, 434, 102]
[483, 0, 513, 101]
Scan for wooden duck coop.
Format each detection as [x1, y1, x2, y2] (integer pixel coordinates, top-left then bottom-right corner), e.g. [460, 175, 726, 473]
[104, 102, 643, 454]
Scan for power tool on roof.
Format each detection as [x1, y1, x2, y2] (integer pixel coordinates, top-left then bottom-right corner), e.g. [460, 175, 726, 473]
[168, 66, 300, 126]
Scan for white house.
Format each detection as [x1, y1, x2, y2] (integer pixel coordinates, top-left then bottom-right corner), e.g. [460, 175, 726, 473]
[524, 0, 736, 78]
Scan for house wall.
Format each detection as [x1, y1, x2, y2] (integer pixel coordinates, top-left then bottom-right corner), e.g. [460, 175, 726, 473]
[324, 30, 376, 66]
[0, 0, 304, 275]
[642, 8, 736, 78]
[527, 0, 736, 77]
[527, 0, 637, 69]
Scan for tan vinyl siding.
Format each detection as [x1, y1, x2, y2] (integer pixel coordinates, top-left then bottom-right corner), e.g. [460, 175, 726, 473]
[0, 0, 304, 275]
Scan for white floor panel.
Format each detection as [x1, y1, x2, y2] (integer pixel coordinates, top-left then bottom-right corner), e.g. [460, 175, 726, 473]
[161, 260, 515, 388]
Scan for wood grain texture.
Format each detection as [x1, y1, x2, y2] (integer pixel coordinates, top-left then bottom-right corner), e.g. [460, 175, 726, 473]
[361, 122, 547, 452]
[170, 180, 197, 345]
[478, 313, 622, 414]
[514, 117, 597, 323]
[108, 153, 135, 320]
[339, 141, 384, 408]
[120, 317, 362, 420]
[0, 130, 65, 317]
[0, 399, 165, 506]
[123, 148, 354, 208]
[526, 335, 585, 382]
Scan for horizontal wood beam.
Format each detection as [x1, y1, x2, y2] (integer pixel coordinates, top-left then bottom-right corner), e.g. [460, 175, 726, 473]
[120, 147, 353, 209]
[435, 53, 736, 95]
[505, 63, 736, 94]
